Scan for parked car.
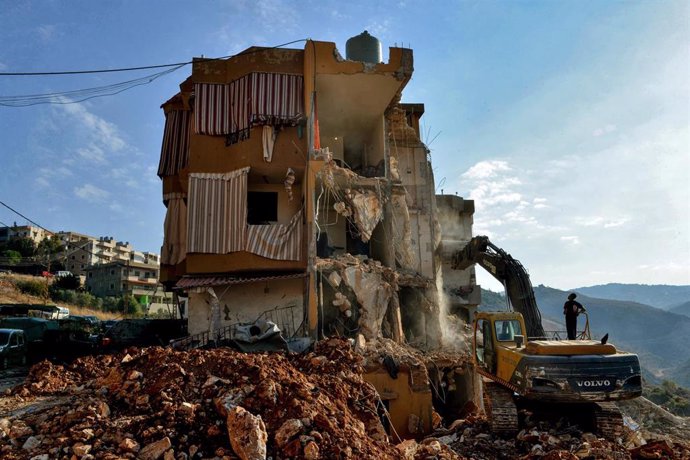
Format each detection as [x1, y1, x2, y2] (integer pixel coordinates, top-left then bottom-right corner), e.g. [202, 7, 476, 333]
[101, 319, 187, 351]
[0, 328, 27, 369]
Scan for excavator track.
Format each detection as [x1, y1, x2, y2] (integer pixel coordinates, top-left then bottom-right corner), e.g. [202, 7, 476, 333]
[592, 402, 624, 440]
[483, 381, 518, 435]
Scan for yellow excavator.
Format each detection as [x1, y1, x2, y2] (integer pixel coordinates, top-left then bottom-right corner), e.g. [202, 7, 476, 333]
[453, 236, 642, 437]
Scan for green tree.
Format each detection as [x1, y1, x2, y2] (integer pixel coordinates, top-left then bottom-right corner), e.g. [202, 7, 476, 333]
[7, 237, 36, 257]
[119, 295, 142, 317]
[1, 249, 22, 265]
[37, 235, 65, 255]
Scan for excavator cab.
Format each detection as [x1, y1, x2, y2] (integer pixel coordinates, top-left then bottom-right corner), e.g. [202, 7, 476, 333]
[473, 311, 527, 377]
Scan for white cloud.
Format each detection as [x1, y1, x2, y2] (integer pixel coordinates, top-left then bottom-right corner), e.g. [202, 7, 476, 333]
[533, 197, 548, 209]
[592, 124, 617, 137]
[574, 216, 630, 228]
[60, 103, 126, 152]
[330, 9, 347, 20]
[74, 184, 109, 202]
[36, 24, 58, 42]
[76, 144, 106, 164]
[462, 160, 511, 180]
[109, 202, 124, 213]
[35, 177, 50, 188]
[560, 236, 580, 245]
[365, 20, 391, 38]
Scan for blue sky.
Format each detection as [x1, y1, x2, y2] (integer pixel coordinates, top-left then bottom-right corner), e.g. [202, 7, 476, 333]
[0, 0, 688, 290]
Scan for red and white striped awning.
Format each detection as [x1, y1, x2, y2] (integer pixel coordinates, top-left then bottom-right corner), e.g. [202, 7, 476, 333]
[194, 72, 303, 143]
[157, 109, 191, 177]
[187, 168, 249, 254]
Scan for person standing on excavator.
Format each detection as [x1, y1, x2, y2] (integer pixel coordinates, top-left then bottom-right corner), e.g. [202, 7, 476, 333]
[564, 293, 586, 340]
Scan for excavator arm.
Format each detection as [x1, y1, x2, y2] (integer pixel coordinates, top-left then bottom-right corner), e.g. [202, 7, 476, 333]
[452, 235, 546, 338]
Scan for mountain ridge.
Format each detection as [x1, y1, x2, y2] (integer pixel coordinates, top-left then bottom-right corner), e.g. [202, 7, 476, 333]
[572, 283, 690, 310]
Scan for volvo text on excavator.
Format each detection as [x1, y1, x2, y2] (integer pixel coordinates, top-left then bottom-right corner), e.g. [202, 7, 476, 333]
[452, 236, 642, 438]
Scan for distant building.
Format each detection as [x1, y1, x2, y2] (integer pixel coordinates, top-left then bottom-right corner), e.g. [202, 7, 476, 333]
[55, 232, 160, 277]
[85, 260, 160, 303]
[0, 224, 48, 245]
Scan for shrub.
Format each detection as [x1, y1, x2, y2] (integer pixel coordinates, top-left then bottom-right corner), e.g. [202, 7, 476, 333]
[16, 279, 48, 298]
[54, 274, 81, 290]
[102, 297, 120, 313]
[75, 292, 98, 309]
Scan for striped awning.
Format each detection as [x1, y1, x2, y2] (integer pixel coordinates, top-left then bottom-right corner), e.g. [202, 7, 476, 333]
[247, 208, 303, 261]
[158, 109, 191, 177]
[194, 72, 303, 144]
[175, 272, 306, 289]
[161, 194, 187, 265]
[185, 167, 303, 261]
[187, 168, 249, 254]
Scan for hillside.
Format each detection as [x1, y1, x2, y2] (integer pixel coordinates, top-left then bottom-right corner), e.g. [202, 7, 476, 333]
[670, 358, 690, 388]
[573, 283, 690, 310]
[669, 300, 690, 318]
[0, 273, 120, 320]
[533, 286, 690, 377]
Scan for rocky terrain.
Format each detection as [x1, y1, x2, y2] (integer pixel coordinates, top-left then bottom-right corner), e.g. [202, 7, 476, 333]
[1, 339, 689, 459]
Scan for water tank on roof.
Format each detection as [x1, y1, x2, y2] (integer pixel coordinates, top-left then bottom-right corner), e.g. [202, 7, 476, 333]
[346, 30, 382, 64]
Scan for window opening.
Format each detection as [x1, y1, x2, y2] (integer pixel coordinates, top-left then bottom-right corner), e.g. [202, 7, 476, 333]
[247, 191, 278, 224]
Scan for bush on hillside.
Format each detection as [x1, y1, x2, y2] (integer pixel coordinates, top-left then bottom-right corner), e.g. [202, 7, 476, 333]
[120, 295, 143, 317]
[15, 278, 48, 298]
[53, 274, 81, 290]
[1, 249, 22, 265]
[644, 380, 690, 417]
[102, 297, 120, 313]
[75, 292, 101, 309]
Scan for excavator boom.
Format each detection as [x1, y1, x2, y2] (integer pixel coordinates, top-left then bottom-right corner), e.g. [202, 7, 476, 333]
[452, 236, 546, 338]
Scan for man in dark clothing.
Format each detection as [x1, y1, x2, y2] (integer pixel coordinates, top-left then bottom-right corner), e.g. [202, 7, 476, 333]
[563, 293, 586, 340]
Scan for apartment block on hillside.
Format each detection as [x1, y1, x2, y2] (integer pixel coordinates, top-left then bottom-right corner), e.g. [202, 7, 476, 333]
[85, 260, 164, 305]
[56, 232, 159, 277]
[0, 224, 48, 245]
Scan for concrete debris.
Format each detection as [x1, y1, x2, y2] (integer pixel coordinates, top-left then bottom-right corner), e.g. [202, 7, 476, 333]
[362, 338, 432, 393]
[0, 338, 406, 459]
[342, 265, 392, 339]
[390, 191, 415, 270]
[350, 190, 383, 242]
[227, 406, 267, 460]
[425, 414, 690, 460]
[2, 337, 689, 460]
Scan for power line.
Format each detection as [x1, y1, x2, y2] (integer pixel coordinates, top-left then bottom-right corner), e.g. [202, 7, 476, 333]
[0, 38, 308, 107]
[0, 65, 183, 107]
[0, 61, 192, 76]
[0, 201, 49, 235]
[0, 200, 112, 263]
[0, 39, 308, 76]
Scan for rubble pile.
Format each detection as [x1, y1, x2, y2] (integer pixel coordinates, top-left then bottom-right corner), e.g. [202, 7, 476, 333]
[1, 338, 411, 460]
[421, 415, 690, 460]
[2, 337, 689, 459]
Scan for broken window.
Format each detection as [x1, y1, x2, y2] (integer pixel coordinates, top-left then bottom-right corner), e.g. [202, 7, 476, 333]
[247, 192, 278, 224]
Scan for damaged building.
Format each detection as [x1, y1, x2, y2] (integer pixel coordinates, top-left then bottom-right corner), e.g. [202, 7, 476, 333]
[156, 31, 480, 439]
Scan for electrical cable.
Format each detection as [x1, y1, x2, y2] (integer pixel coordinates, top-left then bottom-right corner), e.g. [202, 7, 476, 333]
[0, 39, 308, 76]
[0, 65, 183, 107]
[0, 38, 308, 107]
[0, 200, 131, 264]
